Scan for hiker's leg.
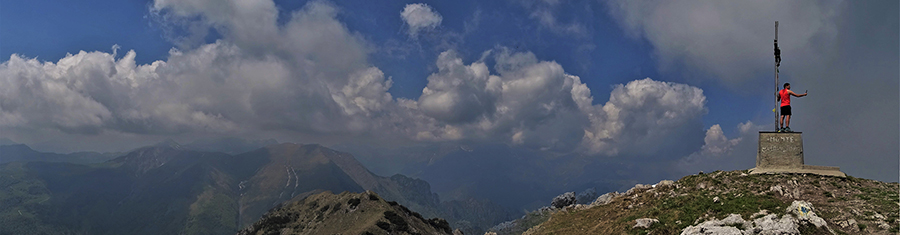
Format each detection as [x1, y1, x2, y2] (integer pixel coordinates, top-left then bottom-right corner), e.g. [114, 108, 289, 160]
[785, 115, 791, 128]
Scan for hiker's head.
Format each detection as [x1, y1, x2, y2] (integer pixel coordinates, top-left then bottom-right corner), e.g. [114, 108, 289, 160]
[784, 83, 790, 89]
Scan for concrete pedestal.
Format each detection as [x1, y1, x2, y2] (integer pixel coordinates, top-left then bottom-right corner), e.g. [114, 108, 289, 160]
[749, 131, 845, 177]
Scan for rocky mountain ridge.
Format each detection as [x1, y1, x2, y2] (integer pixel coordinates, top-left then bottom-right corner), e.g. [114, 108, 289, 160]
[238, 191, 463, 235]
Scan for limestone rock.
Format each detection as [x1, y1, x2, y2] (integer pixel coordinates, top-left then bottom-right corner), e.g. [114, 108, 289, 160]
[720, 214, 750, 229]
[656, 180, 675, 187]
[786, 200, 827, 228]
[681, 214, 744, 235]
[626, 184, 652, 195]
[680, 225, 743, 235]
[681, 213, 802, 235]
[769, 185, 784, 196]
[876, 220, 891, 230]
[551, 192, 576, 209]
[633, 218, 659, 229]
[873, 212, 886, 220]
[591, 192, 621, 206]
[751, 214, 799, 234]
[837, 219, 858, 232]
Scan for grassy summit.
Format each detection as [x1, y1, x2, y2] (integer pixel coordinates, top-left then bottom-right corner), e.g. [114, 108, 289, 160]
[509, 170, 898, 235]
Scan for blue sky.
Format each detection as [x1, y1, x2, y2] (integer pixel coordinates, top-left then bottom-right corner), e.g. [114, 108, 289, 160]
[1, 0, 171, 64]
[1, 0, 896, 182]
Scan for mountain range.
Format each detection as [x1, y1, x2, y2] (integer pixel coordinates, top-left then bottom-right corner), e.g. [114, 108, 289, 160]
[335, 143, 678, 211]
[0, 141, 512, 235]
[0, 144, 120, 165]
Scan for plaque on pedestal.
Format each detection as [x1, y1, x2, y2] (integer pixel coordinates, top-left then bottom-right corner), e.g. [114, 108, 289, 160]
[749, 131, 845, 177]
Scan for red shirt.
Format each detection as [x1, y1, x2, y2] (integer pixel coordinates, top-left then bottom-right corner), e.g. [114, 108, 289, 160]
[779, 89, 791, 107]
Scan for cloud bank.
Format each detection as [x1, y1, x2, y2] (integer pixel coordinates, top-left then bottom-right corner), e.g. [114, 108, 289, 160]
[0, 0, 713, 157]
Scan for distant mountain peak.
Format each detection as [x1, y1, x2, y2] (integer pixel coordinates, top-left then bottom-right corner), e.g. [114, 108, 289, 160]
[0, 137, 18, 146]
[154, 139, 182, 150]
[184, 137, 278, 154]
[2, 143, 34, 151]
[111, 140, 195, 175]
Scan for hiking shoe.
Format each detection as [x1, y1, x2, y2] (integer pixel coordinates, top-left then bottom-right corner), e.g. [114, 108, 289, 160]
[785, 127, 792, 132]
[777, 128, 783, 133]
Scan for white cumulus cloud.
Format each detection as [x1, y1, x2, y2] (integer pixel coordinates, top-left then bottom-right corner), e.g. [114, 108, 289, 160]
[400, 3, 443, 37]
[676, 121, 761, 174]
[582, 78, 707, 155]
[0, 0, 390, 142]
[698, 124, 742, 156]
[409, 48, 708, 154]
[409, 49, 590, 151]
[418, 51, 500, 124]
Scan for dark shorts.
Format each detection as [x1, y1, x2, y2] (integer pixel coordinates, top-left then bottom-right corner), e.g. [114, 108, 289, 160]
[780, 105, 792, 115]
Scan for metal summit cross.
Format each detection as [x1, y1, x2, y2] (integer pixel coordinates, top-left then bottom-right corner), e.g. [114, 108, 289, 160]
[774, 21, 781, 130]
[750, 22, 845, 177]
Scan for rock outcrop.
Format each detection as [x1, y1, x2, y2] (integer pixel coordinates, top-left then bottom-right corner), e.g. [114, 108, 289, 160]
[591, 191, 621, 206]
[550, 192, 576, 209]
[681, 200, 833, 235]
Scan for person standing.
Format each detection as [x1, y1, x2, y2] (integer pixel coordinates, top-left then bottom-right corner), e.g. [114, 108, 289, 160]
[777, 83, 807, 132]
